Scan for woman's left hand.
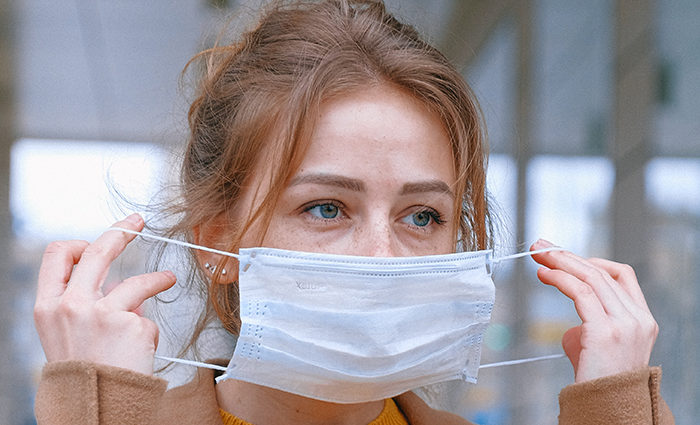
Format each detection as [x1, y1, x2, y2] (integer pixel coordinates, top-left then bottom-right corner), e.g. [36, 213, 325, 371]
[531, 239, 658, 383]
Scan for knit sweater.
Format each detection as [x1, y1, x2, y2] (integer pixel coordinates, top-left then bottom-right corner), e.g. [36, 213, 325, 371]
[219, 398, 408, 425]
[35, 361, 674, 424]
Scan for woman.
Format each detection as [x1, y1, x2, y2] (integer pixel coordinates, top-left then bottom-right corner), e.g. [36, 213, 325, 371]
[34, 0, 672, 423]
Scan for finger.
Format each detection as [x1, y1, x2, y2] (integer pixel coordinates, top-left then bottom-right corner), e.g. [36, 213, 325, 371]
[66, 214, 144, 293]
[587, 257, 651, 314]
[563, 255, 642, 315]
[531, 240, 602, 275]
[549, 252, 650, 320]
[37, 240, 90, 300]
[101, 271, 176, 312]
[532, 240, 648, 315]
[561, 326, 582, 374]
[537, 266, 610, 323]
[532, 241, 638, 318]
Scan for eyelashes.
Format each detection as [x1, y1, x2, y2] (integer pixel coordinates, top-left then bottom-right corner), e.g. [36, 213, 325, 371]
[302, 200, 445, 229]
[303, 200, 345, 222]
[304, 201, 343, 220]
[402, 208, 444, 228]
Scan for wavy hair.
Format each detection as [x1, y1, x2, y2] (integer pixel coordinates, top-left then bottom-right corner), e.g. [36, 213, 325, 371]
[154, 0, 491, 357]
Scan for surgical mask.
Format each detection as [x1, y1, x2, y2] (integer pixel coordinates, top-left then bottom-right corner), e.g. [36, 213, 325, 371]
[112, 228, 565, 404]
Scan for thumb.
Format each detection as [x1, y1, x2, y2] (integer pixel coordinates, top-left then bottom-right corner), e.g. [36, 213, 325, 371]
[102, 271, 176, 312]
[562, 326, 582, 375]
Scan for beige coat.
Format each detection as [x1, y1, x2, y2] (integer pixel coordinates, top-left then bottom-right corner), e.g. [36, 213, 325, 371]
[35, 361, 674, 424]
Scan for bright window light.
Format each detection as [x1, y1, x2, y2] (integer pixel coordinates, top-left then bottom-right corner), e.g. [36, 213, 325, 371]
[646, 158, 700, 215]
[526, 156, 614, 257]
[486, 154, 517, 250]
[11, 139, 169, 243]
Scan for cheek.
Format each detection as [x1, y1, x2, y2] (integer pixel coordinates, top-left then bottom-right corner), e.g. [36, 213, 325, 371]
[261, 214, 357, 254]
[258, 217, 314, 251]
[412, 216, 459, 254]
[403, 227, 456, 256]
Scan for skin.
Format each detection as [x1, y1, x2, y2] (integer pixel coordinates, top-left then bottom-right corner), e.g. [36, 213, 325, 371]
[34, 213, 177, 376]
[531, 240, 658, 383]
[215, 87, 458, 424]
[34, 86, 659, 424]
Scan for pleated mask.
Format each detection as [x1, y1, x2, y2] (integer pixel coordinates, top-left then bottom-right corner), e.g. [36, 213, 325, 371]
[112, 227, 564, 404]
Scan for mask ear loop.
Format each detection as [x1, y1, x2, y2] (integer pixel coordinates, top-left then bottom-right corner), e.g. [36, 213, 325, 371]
[479, 353, 566, 369]
[108, 227, 241, 259]
[112, 228, 569, 376]
[109, 227, 240, 379]
[481, 246, 568, 371]
[154, 355, 228, 371]
[490, 246, 566, 265]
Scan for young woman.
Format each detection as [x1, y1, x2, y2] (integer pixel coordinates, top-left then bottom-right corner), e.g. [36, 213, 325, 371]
[33, 1, 673, 423]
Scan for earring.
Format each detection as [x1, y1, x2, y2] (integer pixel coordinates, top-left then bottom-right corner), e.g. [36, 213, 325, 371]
[204, 262, 226, 275]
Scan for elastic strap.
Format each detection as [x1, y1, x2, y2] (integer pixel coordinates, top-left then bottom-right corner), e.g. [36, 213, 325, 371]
[108, 227, 241, 259]
[109, 227, 563, 264]
[155, 355, 228, 372]
[124, 229, 567, 375]
[156, 353, 566, 374]
[479, 353, 566, 369]
[491, 246, 565, 264]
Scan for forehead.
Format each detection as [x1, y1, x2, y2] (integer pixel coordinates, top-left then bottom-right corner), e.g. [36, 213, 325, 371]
[296, 86, 456, 185]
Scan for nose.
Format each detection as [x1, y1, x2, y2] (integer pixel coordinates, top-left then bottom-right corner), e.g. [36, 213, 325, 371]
[355, 215, 398, 257]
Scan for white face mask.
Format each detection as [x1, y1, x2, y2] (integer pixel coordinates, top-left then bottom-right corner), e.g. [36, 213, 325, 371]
[228, 247, 495, 403]
[112, 228, 564, 404]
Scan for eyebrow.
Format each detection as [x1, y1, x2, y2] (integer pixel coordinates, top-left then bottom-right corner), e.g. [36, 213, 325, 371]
[289, 173, 454, 198]
[288, 173, 365, 192]
[399, 180, 454, 198]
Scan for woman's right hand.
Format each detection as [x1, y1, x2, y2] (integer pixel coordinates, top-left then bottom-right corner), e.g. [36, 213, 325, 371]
[33, 213, 177, 376]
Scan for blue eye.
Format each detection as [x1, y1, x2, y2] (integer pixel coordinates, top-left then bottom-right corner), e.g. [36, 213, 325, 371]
[403, 211, 432, 227]
[308, 203, 340, 219]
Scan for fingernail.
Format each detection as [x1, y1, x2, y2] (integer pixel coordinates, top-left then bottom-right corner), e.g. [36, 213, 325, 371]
[537, 239, 554, 248]
[125, 213, 142, 225]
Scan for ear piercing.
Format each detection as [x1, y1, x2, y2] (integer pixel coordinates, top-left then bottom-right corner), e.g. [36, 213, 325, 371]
[204, 262, 227, 275]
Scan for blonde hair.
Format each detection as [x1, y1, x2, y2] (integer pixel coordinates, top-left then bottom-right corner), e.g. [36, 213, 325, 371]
[157, 0, 491, 351]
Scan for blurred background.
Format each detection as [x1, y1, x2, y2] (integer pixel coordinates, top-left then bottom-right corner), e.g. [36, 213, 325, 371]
[0, 0, 698, 423]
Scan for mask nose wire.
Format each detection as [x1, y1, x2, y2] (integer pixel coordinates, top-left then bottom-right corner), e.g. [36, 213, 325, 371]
[108, 227, 241, 259]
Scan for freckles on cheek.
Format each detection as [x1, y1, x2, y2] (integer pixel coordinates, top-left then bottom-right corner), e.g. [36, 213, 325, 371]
[264, 218, 348, 253]
[415, 239, 451, 256]
[262, 219, 311, 251]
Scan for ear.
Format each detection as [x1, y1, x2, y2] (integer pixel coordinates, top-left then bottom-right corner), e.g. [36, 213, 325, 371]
[193, 220, 237, 283]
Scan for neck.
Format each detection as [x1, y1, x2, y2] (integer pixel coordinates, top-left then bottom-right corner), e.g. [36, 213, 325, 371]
[216, 379, 384, 425]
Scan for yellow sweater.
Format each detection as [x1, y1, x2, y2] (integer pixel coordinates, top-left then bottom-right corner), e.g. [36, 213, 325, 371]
[220, 398, 408, 425]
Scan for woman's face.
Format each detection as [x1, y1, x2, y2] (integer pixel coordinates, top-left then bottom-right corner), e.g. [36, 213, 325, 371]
[242, 86, 457, 257]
